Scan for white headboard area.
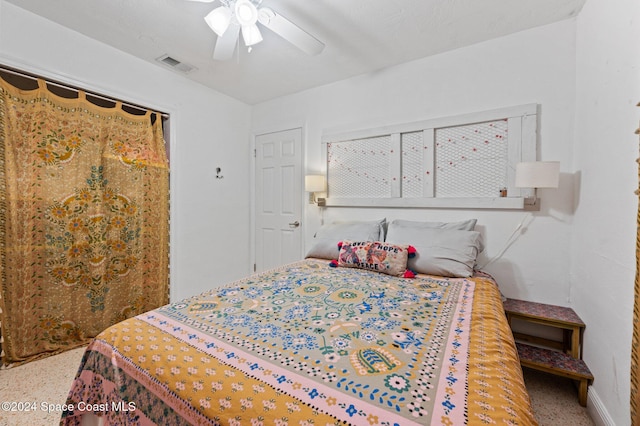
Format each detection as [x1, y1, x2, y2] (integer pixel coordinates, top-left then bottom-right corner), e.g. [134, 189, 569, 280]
[321, 104, 538, 210]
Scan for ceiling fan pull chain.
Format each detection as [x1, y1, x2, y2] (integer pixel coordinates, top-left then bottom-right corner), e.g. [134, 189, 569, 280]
[236, 34, 240, 64]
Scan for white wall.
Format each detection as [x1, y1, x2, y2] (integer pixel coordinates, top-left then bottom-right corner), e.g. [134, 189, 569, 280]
[0, 1, 253, 301]
[572, 0, 640, 424]
[252, 19, 578, 306]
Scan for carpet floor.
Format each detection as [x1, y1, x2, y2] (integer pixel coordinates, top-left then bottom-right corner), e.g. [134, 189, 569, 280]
[0, 348, 595, 425]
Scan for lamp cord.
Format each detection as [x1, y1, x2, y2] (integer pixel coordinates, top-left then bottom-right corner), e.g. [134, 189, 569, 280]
[477, 212, 533, 269]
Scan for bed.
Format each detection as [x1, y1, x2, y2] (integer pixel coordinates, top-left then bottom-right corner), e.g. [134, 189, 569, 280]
[60, 219, 537, 425]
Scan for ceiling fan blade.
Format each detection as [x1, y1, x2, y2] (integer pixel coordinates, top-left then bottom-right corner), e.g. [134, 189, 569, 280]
[213, 22, 240, 60]
[257, 7, 325, 56]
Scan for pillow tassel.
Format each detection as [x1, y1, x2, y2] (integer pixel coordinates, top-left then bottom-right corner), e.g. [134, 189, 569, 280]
[329, 259, 339, 268]
[337, 241, 343, 250]
[403, 269, 416, 278]
[407, 245, 417, 258]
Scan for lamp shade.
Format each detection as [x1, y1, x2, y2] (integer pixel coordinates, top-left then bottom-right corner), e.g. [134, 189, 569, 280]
[204, 6, 232, 37]
[235, 0, 258, 25]
[515, 161, 560, 188]
[305, 175, 326, 192]
[241, 23, 263, 46]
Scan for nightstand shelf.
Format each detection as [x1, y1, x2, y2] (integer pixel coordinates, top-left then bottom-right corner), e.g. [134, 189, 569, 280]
[504, 298, 594, 407]
[503, 298, 585, 358]
[516, 342, 593, 406]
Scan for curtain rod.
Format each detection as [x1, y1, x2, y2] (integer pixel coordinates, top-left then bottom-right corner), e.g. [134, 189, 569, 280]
[0, 65, 169, 119]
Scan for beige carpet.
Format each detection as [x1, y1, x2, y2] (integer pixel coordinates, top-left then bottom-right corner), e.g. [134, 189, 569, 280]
[522, 367, 594, 426]
[0, 347, 86, 426]
[0, 348, 594, 426]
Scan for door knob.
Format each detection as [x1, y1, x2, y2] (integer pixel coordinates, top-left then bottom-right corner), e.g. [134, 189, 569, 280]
[289, 221, 300, 228]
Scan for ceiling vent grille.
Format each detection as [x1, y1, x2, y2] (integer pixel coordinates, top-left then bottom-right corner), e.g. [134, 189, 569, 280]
[156, 55, 196, 74]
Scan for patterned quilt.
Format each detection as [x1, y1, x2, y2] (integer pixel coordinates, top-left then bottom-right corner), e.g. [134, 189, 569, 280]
[61, 259, 537, 425]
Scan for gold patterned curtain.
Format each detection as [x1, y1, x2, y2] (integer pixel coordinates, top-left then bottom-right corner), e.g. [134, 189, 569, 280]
[633, 102, 640, 426]
[0, 77, 169, 366]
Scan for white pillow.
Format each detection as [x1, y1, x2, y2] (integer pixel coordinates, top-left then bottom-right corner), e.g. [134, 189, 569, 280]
[305, 219, 386, 260]
[388, 218, 477, 231]
[386, 223, 483, 278]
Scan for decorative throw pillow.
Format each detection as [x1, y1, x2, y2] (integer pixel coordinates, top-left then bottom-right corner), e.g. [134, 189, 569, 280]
[330, 240, 416, 277]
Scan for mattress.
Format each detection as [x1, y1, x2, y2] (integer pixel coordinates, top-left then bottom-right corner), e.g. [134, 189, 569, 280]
[60, 258, 537, 425]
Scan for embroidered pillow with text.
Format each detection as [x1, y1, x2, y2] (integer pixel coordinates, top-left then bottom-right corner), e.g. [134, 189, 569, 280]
[332, 240, 416, 277]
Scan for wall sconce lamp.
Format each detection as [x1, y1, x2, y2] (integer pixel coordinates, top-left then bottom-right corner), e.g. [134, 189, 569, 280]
[305, 175, 326, 206]
[515, 161, 560, 208]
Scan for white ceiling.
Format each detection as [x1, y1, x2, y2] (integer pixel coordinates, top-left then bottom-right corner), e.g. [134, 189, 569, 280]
[6, 0, 586, 105]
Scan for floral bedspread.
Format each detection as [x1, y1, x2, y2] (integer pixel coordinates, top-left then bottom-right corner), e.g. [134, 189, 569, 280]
[61, 259, 537, 425]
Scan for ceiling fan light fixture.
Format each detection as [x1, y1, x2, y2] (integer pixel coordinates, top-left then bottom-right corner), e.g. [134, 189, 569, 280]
[241, 23, 263, 46]
[235, 0, 258, 26]
[257, 7, 275, 25]
[204, 6, 232, 36]
[199, 0, 326, 60]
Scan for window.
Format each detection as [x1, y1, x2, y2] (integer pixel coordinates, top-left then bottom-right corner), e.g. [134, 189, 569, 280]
[321, 104, 537, 209]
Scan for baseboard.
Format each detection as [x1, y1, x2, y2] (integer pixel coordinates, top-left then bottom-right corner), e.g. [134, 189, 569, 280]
[587, 387, 617, 426]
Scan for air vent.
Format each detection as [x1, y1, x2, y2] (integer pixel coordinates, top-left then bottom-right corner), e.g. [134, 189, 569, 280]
[156, 55, 197, 74]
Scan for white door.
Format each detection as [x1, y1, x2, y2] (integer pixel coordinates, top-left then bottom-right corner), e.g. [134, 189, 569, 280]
[255, 128, 303, 272]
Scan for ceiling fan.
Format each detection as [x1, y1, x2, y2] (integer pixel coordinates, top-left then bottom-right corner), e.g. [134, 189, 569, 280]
[187, 0, 325, 60]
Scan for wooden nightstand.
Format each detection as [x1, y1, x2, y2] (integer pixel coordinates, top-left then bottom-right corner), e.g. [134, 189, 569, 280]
[503, 298, 594, 407]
